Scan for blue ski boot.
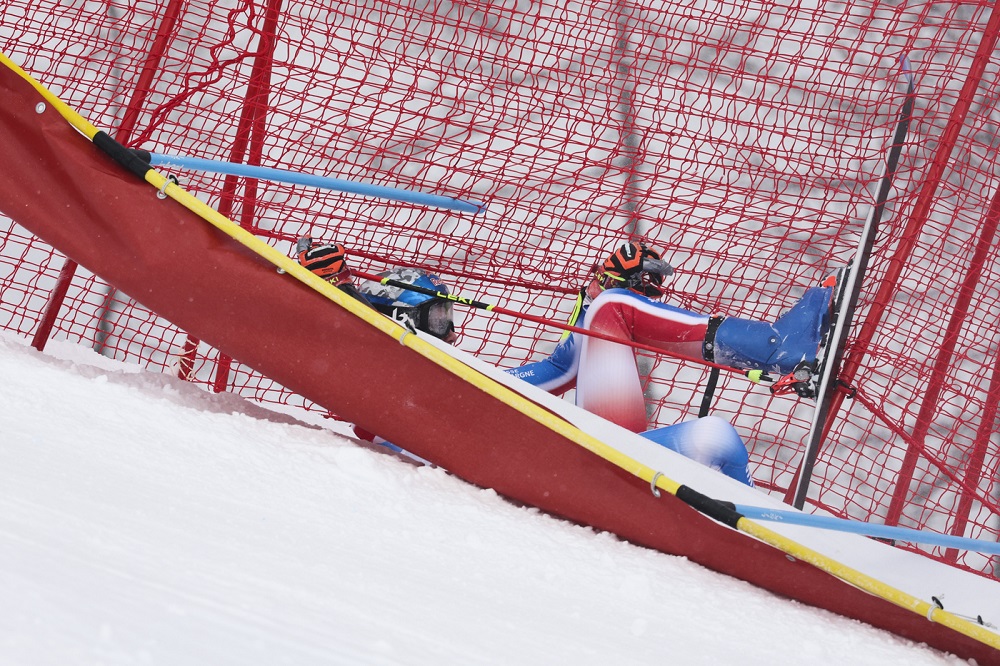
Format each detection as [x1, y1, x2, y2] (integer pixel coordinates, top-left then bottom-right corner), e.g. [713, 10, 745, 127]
[703, 277, 837, 378]
[769, 268, 850, 398]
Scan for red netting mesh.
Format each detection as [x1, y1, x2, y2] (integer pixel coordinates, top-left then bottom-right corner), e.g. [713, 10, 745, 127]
[1, 1, 998, 579]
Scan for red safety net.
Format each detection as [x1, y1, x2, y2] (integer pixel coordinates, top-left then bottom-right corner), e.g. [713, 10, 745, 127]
[1, 1, 998, 579]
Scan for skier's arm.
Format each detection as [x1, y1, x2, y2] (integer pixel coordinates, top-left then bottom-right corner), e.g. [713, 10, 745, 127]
[505, 292, 587, 395]
[506, 333, 579, 394]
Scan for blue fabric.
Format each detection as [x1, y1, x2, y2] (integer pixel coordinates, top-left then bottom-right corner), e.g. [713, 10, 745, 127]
[505, 330, 581, 392]
[640, 417, 755, 486]
[713, 285, 831, 374]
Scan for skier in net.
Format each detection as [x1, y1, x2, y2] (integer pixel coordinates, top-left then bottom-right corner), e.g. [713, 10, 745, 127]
[511, 240, 837, 431]
[297, 237, 457, 344]
[296, 238, 457, 462]
[504, 240, 837, 486]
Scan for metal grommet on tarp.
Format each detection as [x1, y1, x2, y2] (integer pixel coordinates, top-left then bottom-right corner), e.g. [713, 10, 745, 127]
[650, 472, 663, 498]
[157, 174, 178, 199]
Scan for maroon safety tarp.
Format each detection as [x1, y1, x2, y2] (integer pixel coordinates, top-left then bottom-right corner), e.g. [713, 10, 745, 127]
[0, 63, 994, 663]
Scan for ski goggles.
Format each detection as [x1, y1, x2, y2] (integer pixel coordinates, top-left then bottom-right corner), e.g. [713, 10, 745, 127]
[419, 300, 455, 339]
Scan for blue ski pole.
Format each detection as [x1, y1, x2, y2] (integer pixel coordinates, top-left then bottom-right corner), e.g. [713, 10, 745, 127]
[731, 503, 1000, 554]
[145, 152, 486, 214]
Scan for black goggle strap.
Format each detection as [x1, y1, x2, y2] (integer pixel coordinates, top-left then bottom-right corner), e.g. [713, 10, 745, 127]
[596, 256, 672, 289]
[594, 270, 663, 299]
[595, 269, 625, 291]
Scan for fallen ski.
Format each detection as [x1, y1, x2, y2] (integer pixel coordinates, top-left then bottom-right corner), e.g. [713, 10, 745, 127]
[791, 55, 918, 509]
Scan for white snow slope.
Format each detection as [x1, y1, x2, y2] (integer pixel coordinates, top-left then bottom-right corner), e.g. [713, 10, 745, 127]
[0, 331, 973, 665]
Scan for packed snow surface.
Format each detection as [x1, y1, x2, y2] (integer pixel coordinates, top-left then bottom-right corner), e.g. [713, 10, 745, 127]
[0, 332, 970, 665]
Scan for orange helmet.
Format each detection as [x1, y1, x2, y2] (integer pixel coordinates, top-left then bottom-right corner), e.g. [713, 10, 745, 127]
[597, 241, 673, 297]
[297, 238, 352, 286]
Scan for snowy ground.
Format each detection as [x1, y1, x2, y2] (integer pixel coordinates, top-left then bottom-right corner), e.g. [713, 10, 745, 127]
[0, 330, 970, 665]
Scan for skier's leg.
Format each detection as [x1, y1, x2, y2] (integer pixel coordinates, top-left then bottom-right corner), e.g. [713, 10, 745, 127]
[575, 304, 645, 432]
[640, 416, 755, 487]
[575, 290, 709, 432]
[708, 284, 835, 375]
[575, 282, 835, 430]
